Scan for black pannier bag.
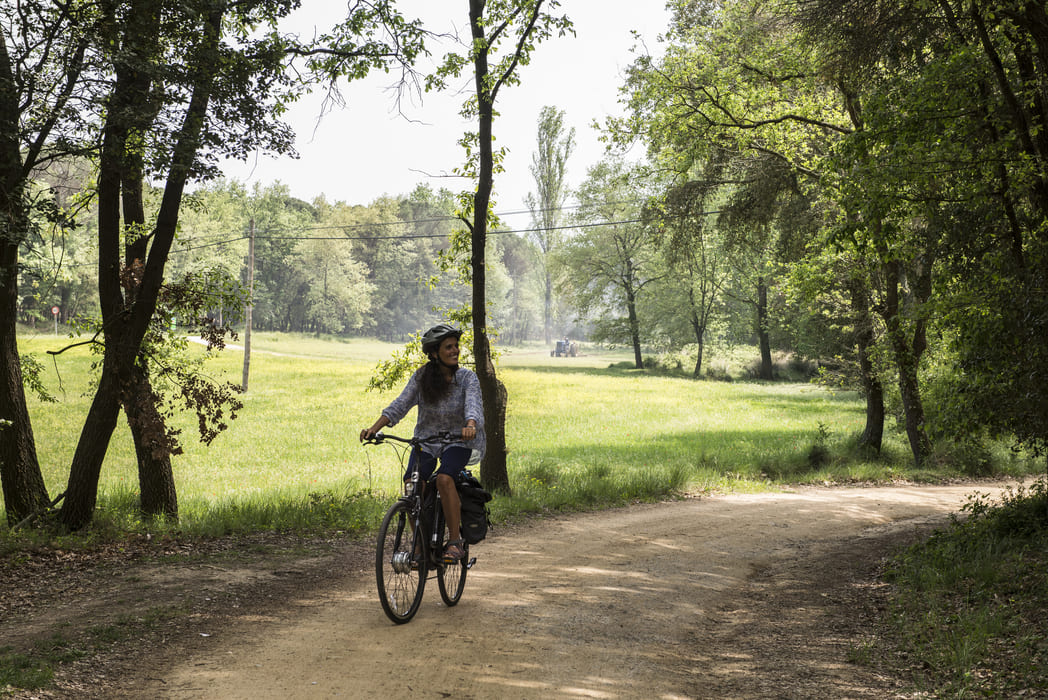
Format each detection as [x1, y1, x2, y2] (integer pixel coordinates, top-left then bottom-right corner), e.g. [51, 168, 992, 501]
[457, 470, 493, 545]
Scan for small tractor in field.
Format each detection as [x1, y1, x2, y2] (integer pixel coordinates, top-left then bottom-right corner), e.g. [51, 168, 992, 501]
[552, 338, 578, 357]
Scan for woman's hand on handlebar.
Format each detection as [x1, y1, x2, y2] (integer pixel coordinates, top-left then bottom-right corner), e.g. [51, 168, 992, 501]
[462, 423, 477, 441]
[361, 417, 389, 442]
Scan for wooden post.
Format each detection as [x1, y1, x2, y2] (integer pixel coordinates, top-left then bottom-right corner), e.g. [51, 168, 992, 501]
[242, 216, 254, 392]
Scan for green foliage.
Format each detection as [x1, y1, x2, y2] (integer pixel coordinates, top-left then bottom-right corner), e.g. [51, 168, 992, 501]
[365, 330, 425, 393]
[612, 0, 1048, 470]
[18, 354, 57, 404]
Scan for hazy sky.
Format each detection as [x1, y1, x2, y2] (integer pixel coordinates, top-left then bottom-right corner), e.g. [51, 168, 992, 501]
[219, 1, 670, 225]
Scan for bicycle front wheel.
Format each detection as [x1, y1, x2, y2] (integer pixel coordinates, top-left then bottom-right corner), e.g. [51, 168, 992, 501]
[437, 540, 469, 606]
[376, 500, 426, 624]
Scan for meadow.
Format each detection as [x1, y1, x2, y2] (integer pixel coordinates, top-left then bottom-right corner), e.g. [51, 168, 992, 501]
[6, 330, 1039, 537]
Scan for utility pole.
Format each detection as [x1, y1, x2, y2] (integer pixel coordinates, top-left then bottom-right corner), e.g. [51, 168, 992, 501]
[242, 216, 255, 392]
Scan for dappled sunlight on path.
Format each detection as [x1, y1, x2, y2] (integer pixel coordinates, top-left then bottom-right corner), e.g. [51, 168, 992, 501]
[121, 481, 1024, 699]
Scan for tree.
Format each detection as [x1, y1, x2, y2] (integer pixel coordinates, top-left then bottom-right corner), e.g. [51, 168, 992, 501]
[0, 0, 97, 524]
[718, 153, 815, 380]
[525, 105, 574, 345]
[55, 0, 426, 530]
[812, 0, 1048, 465]
[429, 0, 572, 493]
[561, 158, 662, 369]
[59, 0, 251, 529]
[298, 233, 374, 333]
[788, 245, 885, 451]
[651, 180, 726, 377]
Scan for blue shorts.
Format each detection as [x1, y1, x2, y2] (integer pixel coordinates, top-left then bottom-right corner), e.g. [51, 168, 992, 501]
[404, 446, 471, 482]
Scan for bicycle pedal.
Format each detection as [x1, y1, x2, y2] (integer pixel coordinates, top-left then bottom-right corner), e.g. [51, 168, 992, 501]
[466, 556, 477, 570]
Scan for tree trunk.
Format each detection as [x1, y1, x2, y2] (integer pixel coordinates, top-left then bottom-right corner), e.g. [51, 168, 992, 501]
[475, 332, 509, 492]
[627, 288, 643, 370]
[882, 259, 931, 466]
[850, 279, 883, 451]
[0, 42, 50, 523]
[61, 363, 123, 528]
[688, 287, 708, 378]
[756, 276, 773, 380]
[0, 270, 50, 524]
[120, 83, 178, 518]
[124, 360, 178, 518]
[469, 0, 510, 494]
[692, 330, 706, 378]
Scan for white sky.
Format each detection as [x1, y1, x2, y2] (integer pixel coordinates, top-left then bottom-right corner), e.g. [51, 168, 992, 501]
[220, 1, 669, 225]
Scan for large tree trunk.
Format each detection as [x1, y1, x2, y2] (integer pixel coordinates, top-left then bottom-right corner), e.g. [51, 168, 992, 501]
[0, 41, 50, 524]
[0, 250, 50, 524]
[61, 363, 124, 528]
[121, 90, 178, 519]
[59, 35, 131, 530]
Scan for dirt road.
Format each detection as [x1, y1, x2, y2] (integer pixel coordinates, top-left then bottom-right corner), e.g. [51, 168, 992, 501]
[95, 481, 1025, 700]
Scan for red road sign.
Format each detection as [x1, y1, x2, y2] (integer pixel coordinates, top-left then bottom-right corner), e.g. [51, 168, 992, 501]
[51, 306, 60, 316]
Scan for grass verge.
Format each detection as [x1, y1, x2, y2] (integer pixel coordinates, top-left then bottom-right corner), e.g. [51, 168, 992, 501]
[867, 477, 1048, 697]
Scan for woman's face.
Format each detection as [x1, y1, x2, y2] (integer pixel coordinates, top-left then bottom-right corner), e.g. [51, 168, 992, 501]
[436, 336, 459, 368]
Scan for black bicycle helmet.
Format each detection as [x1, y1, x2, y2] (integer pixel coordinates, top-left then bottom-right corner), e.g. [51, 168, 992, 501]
[420, 324, 463, 355]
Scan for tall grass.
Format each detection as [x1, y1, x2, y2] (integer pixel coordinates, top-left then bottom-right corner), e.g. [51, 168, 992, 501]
[6, 332, 1042, 538]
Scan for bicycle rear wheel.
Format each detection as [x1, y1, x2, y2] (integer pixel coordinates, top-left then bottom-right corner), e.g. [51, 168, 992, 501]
[376, 500, 426, 624]
[437, 538, 468, 606]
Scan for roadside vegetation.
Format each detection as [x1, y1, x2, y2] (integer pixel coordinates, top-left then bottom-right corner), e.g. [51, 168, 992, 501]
[867, 480, 1048, 698]
[2, 333, 1045, 696]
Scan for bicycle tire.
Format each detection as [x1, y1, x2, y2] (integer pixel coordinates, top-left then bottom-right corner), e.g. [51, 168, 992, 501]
[437, 508, 468, 606]
[376, 500, 426, 624]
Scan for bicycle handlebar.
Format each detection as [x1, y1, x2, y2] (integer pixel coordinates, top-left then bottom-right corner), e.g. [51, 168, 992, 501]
[363, 431, 457, 447]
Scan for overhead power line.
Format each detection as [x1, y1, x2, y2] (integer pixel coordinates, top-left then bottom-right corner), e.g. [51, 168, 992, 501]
[43, 198, 725, 263]
[170, 215, 666, 254]
[168, 196, 661, 250]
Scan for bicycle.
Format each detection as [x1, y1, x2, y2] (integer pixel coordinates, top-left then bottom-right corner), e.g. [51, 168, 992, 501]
[363, 432, 475, 624]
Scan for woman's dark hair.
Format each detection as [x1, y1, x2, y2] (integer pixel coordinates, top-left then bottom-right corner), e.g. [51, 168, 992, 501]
[417, 359, 450, 404]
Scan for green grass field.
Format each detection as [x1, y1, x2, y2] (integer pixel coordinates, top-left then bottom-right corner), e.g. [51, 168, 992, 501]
[6, 330, 1041, 536]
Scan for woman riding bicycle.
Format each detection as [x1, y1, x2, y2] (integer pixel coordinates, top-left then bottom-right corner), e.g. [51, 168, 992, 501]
[360, 324, 485, 562]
